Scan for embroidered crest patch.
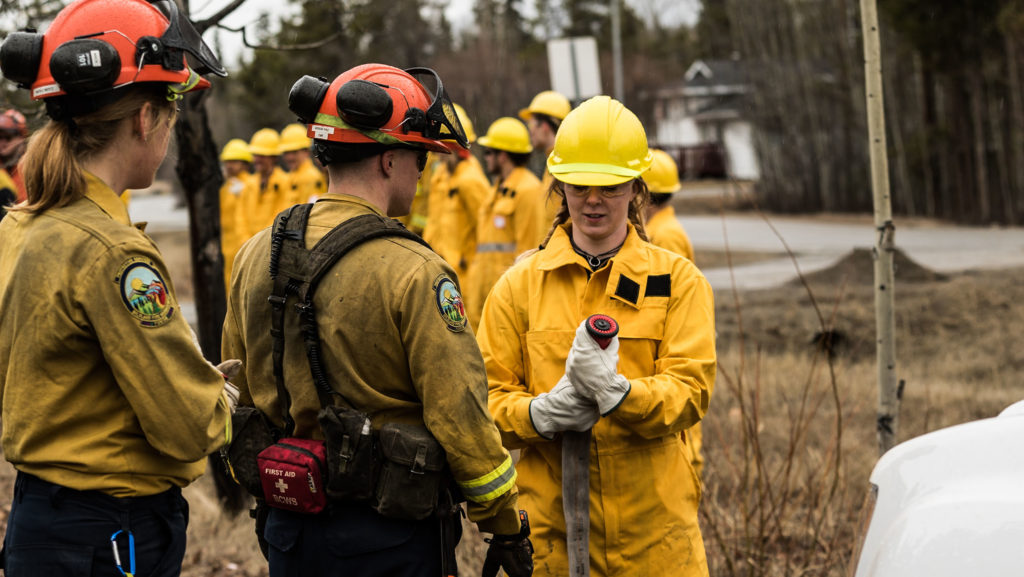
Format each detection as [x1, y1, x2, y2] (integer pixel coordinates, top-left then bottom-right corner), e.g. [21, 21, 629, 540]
[115, 257, 175, 328]
[433, 275, 467, 333]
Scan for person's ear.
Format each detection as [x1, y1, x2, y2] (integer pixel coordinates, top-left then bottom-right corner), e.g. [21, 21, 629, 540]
[380, 150, 395, 176]
[133, 102, 153, 143]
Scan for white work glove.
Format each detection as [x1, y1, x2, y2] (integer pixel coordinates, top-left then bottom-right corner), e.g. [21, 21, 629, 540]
[529, 376, 600, 440]
[565, 320, 631, 416]
[216, 359, 243, 413]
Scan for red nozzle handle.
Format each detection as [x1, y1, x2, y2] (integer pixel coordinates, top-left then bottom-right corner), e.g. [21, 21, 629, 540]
[585, 314, 618, 349]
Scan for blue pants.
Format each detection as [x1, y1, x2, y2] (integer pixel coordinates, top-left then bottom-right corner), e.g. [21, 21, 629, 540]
[2, 472, 189, 577]
[264, 501, 445, 577]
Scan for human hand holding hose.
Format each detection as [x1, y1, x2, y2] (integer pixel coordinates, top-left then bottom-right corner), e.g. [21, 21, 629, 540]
[566, 315, 631, 415]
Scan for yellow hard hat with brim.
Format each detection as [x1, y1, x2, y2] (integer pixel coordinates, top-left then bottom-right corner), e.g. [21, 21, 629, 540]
[643, 149, 681, 193]
[519, 90, 571, 122]
[546, 95, 653, 187]
[220, 138, 252, 163]
[478, 117, 532, 154]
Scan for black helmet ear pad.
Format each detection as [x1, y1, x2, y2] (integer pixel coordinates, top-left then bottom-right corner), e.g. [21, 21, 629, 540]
[336, 79, 393, 130]
[0, 31, 44, 87]
[49, 39, 121, 94]
[288, 75, 330, 124]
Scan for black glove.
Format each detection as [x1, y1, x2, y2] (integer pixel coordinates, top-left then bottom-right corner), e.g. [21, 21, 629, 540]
[481, 510, 534, 577]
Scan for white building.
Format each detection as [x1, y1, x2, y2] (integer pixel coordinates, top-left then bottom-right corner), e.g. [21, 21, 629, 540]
[651, 59, 760, 181]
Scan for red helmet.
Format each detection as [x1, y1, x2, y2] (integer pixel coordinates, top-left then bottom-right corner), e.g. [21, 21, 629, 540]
[0, 0, 225, 117]
[0, 110, 28, 137]
[287, 64, 468, 154]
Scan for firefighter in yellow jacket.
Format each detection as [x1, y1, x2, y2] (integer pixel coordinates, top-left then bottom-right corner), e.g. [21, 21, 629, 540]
[244, 127, 290, 235]
[422, 103, 489, 298]
[478, 96, 715, 577]
[220, 138, 256, 289]
[520, 90, 571, 225]
[279, 122, 326, 206]
[642, 148, 702, 477]
[466, 117, 546, 329]
[0, 2, 236, 574]
[223, 64, 532, 577]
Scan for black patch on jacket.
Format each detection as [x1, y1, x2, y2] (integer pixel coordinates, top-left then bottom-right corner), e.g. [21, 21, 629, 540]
[615, 275, 640, 304]
[645, 274, 671, 297]
[449, 187, 459, 197]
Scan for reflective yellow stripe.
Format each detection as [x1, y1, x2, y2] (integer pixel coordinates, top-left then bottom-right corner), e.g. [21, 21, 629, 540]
[223, 395, 233, 444]
[458, 455, 517, 503]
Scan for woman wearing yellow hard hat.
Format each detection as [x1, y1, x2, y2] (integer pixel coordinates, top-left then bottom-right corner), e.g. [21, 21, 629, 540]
[244, 127, 290, 235]
[477, 95, 716, 577]
[520, 90, 572, 224]
[278, 122, 325, 206]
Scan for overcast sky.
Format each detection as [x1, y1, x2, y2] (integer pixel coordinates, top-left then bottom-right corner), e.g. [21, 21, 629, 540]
[193, 0, 701, 69]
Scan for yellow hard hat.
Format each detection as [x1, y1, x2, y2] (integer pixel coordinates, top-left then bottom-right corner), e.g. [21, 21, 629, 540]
[477, 117, 532, 154]
[643, 149, 681, 193]
[220, 138, 253, 163]
[279, 123, 311, 153]
[547, 95, 653, 187]
[518, 90, 571, 122]
[441, 103, 476, 144]
[249, 128, 281, 156]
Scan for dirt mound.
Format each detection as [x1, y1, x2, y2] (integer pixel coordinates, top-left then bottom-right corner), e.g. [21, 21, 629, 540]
[793, 247, 946, 286]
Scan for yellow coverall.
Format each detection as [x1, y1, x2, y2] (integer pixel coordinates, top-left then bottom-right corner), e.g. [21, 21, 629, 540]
[242, 166, 290, 237]
[282, 157, 326, 208]
[0, 173, 231, 496]
[478, 223, 715, 577]
[423, 155, 490, 306]
[466, 166, 546, 329]
[220, 172, 256, 290]
[222, 192, 522, 535]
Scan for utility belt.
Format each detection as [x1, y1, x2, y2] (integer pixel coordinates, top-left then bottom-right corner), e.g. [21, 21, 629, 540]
[223, 404, 449, 521]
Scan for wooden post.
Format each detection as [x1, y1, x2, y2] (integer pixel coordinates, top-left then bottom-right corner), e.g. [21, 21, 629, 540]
[859, 0, 899, 454]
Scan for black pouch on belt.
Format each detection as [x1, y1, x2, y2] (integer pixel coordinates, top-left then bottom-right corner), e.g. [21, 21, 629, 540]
[224, 407, 275, 498]
[318, 405, 379, 502]
[373, 422, 447, 520]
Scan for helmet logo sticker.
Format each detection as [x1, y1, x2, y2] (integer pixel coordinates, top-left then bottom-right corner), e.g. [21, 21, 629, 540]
[115, 257, 174, 328]
[312, 124, 335, 139]
[433, 275, 467, 333]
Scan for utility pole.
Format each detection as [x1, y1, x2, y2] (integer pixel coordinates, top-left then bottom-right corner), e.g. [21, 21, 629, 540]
[611, 0, 624, 102]
[859, 0, 899, 454]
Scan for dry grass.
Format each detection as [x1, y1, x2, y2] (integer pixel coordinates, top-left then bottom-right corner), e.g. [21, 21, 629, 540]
[3, 219, 1023, 576]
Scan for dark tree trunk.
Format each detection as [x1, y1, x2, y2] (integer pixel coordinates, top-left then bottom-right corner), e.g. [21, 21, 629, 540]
[174, 89, 226, 363]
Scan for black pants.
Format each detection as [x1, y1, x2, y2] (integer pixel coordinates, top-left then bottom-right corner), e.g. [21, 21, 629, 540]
[2, 472, 189, 577]
[264, 501, 446, 577]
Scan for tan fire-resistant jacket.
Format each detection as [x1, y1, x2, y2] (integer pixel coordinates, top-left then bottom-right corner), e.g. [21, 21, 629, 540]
[0, 173, 232, 497]
[465, 166, 546, 330]
[222, 193, 521, 535]
[478, 223, 716, 576]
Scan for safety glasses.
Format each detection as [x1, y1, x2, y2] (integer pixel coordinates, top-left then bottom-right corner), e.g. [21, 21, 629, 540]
[565, 182, 633, 199]
[148, 0, 226, 77]
[404, 67, 467, 149]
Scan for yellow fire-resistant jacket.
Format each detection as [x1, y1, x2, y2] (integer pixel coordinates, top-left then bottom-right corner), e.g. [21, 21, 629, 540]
[222, 193, 522, 535]
[282, 157, 326, 208]
[420, 161, 450, 248]
[242, 166, 290, 237]
[643, 204, 702, 475]
[424, 156, 489, 304]
[646, 205, 695, 262]
[0, 173, 232, 497]
[478, 223, 716, 577]
[466, 166, 546, 330]
[221, 173, 256, 290]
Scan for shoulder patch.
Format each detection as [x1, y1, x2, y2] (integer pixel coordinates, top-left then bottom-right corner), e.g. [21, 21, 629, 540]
[115, 257, 175, 328]
[433, 274, 467, 332]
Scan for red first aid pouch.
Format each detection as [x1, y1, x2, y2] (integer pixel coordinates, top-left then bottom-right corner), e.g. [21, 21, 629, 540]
[257, 438, 328, 514]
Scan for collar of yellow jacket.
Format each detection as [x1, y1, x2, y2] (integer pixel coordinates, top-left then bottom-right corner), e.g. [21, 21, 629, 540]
[83, 172, 132, 227]
[647, 204, 676, 228]
[316, 191, 387, 217]
[536, 223, 654, 310]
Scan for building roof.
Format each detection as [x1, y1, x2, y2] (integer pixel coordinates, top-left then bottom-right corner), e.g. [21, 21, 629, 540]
[684, 59, 748, 89]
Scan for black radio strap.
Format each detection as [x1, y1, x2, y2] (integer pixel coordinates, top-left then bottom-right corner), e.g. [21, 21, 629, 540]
[267, 206, 428, 436]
